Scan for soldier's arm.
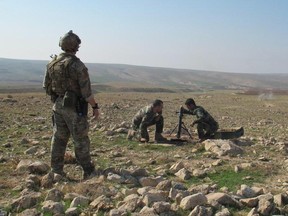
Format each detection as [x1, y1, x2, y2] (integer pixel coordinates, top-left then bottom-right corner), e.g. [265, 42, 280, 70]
[76, 62, 99, 118]
[181, 107, 193, 115]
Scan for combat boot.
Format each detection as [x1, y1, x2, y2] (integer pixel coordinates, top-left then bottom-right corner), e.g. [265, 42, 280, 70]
[154, 133, 168, 143]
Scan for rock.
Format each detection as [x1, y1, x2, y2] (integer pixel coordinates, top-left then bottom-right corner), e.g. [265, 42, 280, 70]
[3, 142, 12, 148]
[247, 207, 260, 216]
[130, 168, 149, 177]
[240, 197, 259, 207]
[188, 205, 213, 216]
[175, 168, 191, 180]
[215, 208, 231, 216]
[152, 201, 171, 214]
[109, 209, 128, 216]
[156, 180, 172, 191]
[206, 192, 241, 208]
[90, 195, 112, 211]
[107, 173, 125, 183]
[105, 130, 115, 136]
[64, 193, 81, 201]
[170, 161, 185, 173]
[70, 196, 90, 208]
[257, 198, 274, 216]
[26, 175, 41, 190]
[11, 193, 41, 212]
[115, 128, 128, 133]
[45, 188, 64, 202]
[203, 139, 244, 156]
[41, 172, 54, 189]
[274, 193, 288, 206]
[21, 138, 30, 144]
[189, 184, 212, 195]
[42, 200, 64, 215]
[139, 176, 163, 187]
[257, 193, 273, 202]
[65, 207, 80, 216]
[137, 187, 153, 196]
[237, 185, 257, 198]
[24, 146, 38, 155]
[180, 193, 207, 210]
[118, 194, 142, 212]
[16, 159, 33, 172]
[169, 188, 190, 201]
[139, 206, 158, 215]
[192, 169, 207, 178]
[28, 161, 50, 174]
[142, 191, 167, 206]
[17, 208, 39, 216]
[121, 188, 138, 196]
[251, 187, 264, 196]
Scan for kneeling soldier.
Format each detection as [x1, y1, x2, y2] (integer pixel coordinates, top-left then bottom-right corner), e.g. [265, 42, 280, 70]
[128, 99, 167, 142]
[182, 98, 219, 140]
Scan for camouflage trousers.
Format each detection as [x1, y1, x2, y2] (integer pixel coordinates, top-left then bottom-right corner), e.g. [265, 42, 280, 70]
[51, 98, 94, 175]
[132, 116, 164, 141]
[197, 121, 219, 139]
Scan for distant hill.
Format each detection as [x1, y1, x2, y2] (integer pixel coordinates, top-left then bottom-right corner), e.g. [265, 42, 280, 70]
[1, 57, 288, 91]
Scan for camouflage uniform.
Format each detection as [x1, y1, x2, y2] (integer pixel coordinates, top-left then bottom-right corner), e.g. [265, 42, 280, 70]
[183, 106, 218, 139]
[43, 52, 95, 176]
[132, 105, 164, 141]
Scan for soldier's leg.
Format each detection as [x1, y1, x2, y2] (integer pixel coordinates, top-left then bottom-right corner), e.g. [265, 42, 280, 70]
[70, 115, 95, 177]
[197, 123, 205, 139]
[139, 122, 150, 141]
[51, 112, 70, 175]
[155, 116, 164, 133]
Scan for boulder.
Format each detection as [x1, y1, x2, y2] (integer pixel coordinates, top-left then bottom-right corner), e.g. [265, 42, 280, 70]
[170, 161, 185, 173]
[28, 161, 50, 174]
[70, 196, 90, 208]
[152, 201, 171, 214]
[237, 185, 257, 198]
[45, 188, 64, 202]
[107, 173, 125, 184]
[175, 168, 191, 180]
[169, 187, 190, 201]
[142, 191, 167, 206]
[109, 209, 128, 216]
[203, 139, 244, 156]
[257, 199, 274, 216]
[240, 197, 259, 208]
[180, 193, 207, 210]
[206, 192, 241, 208]
[139, 206, 158, 215]
[11, 193, 41, 212]
[41, 172, 54, 189]
[188, 205, 213, 216]
[90, 195, 112, 211]
[139, 176, 163, 187]
[42, 200, 64, 215]
[247, 207, 260, 216]
[17, 208, 39, 216]
[16, 160, 33, 173]
[215, 208, 231, 216]
[65, 207, 80, 216]
[156, 180, 172, 191]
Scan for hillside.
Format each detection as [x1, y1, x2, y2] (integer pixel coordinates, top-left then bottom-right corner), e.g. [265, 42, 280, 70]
[1, 57, 288, 91]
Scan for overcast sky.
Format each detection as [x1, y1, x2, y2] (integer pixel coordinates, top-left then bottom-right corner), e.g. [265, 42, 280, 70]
[0, 0, 288, 73]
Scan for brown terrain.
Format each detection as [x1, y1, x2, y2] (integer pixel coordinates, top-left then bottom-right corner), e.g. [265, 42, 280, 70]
[0, 90, 288, 215]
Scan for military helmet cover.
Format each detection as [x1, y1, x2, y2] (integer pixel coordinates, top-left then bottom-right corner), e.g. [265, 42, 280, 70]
[59, 30, 81, 52]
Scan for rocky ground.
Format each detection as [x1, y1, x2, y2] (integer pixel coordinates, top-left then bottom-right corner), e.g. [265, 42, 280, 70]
[0, 91, 288, 216]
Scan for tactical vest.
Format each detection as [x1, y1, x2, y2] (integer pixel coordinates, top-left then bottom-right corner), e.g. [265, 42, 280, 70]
[46, 55, 78, 96]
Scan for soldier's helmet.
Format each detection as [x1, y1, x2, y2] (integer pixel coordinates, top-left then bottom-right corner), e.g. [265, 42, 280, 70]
[59, 30, 81, 52]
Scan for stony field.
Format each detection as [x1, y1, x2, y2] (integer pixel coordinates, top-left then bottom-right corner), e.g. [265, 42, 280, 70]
[0, 91, 288, 216]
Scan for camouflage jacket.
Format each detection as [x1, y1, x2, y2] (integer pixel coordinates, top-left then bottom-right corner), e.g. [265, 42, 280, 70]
[43, 53, 92, 100]
[133, 105, 161, 125]
[183, 106, 218, 125]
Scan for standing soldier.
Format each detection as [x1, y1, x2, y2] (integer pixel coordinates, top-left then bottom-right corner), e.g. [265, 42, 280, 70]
[128, 99, 167, 143]
[43, 30, 100, 179]
[182, 98, 218, 140]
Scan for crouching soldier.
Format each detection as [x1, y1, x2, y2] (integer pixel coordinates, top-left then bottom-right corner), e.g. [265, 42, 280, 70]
[182, 98, 218, 140]
[128, 99, 167, 143]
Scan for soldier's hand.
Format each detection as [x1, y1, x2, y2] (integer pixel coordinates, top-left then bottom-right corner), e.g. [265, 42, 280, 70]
[92, 109, 100, 120]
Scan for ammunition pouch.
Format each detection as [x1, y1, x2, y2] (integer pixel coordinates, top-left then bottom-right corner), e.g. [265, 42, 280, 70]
[62, 91, 78, 108]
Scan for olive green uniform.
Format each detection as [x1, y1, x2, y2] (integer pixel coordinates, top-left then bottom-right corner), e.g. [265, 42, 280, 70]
[132, 105, 164, 141]
[183, 106, 218, 139]
[43, 52, 95, 176]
